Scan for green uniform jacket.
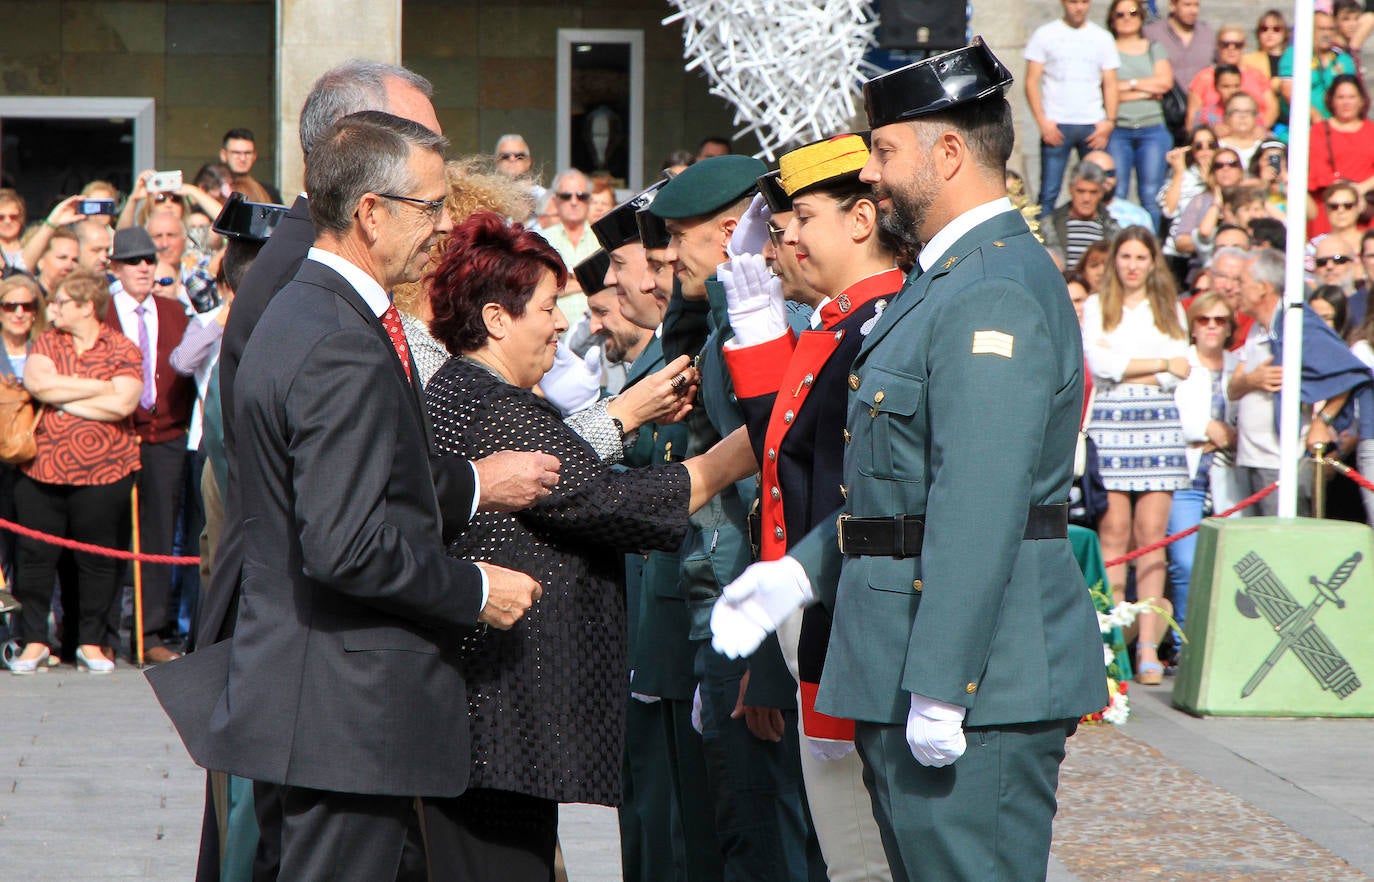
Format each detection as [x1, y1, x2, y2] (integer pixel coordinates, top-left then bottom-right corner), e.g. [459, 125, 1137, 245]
[791, 210, 1109, 727]
[683, 277, 794, 709]
[625, 324, 698, 702]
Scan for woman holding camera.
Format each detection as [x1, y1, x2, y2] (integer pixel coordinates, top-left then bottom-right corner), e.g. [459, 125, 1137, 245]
[8, 270, 143, 674]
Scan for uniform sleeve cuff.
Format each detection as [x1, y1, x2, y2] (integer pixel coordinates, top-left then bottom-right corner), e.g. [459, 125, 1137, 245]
[723, 331, 796, 399]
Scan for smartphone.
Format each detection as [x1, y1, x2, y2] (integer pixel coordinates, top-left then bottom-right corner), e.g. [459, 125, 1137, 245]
[147, 171, 183, 194]
[1266, 153, 1282, 174]
[78, 198, 116, 215]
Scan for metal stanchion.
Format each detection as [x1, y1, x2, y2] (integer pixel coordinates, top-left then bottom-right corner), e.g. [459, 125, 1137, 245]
[131, 485, 144, 667]
[1311, 444, 1327, 520]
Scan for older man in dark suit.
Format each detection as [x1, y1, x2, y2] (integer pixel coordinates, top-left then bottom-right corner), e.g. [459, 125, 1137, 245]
[152, 112, 544, 882]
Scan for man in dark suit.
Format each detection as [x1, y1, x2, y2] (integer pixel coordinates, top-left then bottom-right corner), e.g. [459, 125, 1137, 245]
[152, 111, 544, 882]
[105, 226, 195, 663]
[710, 41, 1108, 881]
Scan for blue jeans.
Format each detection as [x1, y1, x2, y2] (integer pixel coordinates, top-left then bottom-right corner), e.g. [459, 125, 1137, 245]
[1165, 487, 1206, 641]
[1039, 123, 1096, 216]
[1108, 123, 1173, 231]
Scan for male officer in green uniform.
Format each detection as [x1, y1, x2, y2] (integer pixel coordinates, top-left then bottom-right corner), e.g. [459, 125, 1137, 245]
[709, 40, 1108, 882]
[651, 156, 825, 882]
[588, 187, 724, 882]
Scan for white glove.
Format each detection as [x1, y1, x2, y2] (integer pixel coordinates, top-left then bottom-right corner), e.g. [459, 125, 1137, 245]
[691, 685, 704, 734]
[807, 738, 857, 762]
[719, 252, 787, 347]
[728, 193, 772, 257]
[905, 693, 967, 768]
[710, 556, 814, 659]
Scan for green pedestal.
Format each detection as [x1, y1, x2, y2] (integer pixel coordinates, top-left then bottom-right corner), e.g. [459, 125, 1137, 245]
[1173, 517, 1374, 717]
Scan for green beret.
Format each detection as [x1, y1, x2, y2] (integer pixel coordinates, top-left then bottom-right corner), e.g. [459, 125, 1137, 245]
[649, 154, 768, 220]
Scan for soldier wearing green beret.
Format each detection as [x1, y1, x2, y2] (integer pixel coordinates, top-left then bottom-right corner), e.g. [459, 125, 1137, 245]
[651, 155, 825, 882]
[710, 40, 1109, 882]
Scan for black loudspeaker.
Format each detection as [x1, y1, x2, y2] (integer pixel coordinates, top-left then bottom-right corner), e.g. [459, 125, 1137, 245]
[877, 0, 970, 51]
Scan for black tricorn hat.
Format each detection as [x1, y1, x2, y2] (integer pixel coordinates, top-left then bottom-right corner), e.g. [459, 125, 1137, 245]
[574, 250, 612, 295]
[635, 207, 671, 250]
[756, 170, 791, 214]
[213, 192, 289, 243]
[863, 37, 1013, 129]
[592, 178, 669, 252]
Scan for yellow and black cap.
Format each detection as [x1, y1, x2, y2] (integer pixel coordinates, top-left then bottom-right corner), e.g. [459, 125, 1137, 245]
[778, 133, 870, 198]
[863, 37, 1013, 129]
[592, 178, 669, 252]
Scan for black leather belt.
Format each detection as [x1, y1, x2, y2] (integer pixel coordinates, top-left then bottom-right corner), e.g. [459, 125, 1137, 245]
[837, 503, 1069, 558]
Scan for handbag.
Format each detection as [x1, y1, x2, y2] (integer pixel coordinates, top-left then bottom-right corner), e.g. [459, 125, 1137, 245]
[0, 375, 42, 464]
[1161, 84, 1189, 144]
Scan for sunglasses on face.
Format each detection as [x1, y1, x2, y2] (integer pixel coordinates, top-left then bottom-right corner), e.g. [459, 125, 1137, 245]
[1315, 255, 1355, 267]
[1113, 7, 1141, 17]
[0, 213, 20, 222]
[1259, 24, 1286, 33]
[557, 191, 590, 202]
[498, 152, 529, 161]
[1194, 315, 1230, 326]
[154, 277, 176, 287]
[0, 300, 36, 314]
[1328, 200, 1357, 210]
[1213, 159, 1242, 169]
[1192, 140, 1217, 149]
[1218, 40, 1245, 49]
[122, 255, 156, 266]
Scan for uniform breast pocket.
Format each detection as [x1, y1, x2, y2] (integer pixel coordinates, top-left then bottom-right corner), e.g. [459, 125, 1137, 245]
[854, 367, 926, 484]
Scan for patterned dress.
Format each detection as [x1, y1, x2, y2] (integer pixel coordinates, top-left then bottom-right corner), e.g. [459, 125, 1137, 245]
[1082, 295, 1191, 492]
[425, 356, 691, 805]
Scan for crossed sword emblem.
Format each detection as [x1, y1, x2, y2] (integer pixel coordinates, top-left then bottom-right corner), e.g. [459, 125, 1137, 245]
[1233, 551, 1363, 700]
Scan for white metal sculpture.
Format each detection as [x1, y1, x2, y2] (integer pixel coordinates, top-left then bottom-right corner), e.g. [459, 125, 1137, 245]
[663, 0, 881, 159]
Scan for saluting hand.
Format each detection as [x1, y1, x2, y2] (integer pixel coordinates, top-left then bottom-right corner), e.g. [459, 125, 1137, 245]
[475, 562, 543, 630]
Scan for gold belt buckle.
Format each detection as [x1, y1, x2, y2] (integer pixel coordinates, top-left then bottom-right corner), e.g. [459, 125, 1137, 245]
[836, 514, 851, 554]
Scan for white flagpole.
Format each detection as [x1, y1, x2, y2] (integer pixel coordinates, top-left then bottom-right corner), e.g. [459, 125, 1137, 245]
[1279, 0, 1316, 518]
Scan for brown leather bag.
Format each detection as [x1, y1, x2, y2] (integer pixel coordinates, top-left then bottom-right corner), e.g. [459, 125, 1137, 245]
[0, 375, 41, 464]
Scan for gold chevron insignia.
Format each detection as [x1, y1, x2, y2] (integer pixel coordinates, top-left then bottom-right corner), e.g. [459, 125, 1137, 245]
[971, 330, 1014, 358]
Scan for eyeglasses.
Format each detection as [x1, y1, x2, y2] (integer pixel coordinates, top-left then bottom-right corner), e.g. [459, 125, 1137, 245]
[1191, 140, 1217, 150]
[1194, 315, 1231, 326]
[1113, 7, 1141, 17]
[766, 222, 786, 245]
[1259, 24, 1286, 33]
[1213, 159, 1242, 168]
[497, 152, 529, 161]
[1315, 255, 1355, 267]
[1100, 168, 1118, 177]
[1218, 40, 1245, 49]
[1226, 107, 1257, 116]
[375, 192, 447, 221]
[1327, 200, 1358, 210]
[50, 297, 74, 309]
[0, 300, 36, 314]
[557, 191, 591, 202]
[154, 277, 176, 288]
[152, 193, 182, 203]
[0, 213, 20, 222]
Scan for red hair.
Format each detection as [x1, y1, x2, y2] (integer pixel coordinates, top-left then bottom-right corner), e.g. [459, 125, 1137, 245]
[427, 211, 568, 354]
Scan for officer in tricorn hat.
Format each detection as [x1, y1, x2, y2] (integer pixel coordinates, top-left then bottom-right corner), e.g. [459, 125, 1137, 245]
[650, 155, 827, 882]
[710, 39, 1109, 882]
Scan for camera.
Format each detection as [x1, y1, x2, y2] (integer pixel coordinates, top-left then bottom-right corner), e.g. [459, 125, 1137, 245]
[186, 273, 221, 314]
[147, 171, 183, 195]
[1266, 152, 1282, 174]
[78, 198, 116, 215]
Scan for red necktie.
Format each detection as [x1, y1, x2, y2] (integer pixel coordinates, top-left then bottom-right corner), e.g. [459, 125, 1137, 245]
[380, 304, 413, 383]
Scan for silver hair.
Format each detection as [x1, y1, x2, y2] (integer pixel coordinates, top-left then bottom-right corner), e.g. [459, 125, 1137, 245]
[305, 111, 449, 236]
[1070, 161, 1108, 187]
[551, 168, 588, 190]
[1209, 246, 1250, 269]
[1247, 247, 1286, 294]
[299, 60, 433, 156]
[494, 133, 529, 154]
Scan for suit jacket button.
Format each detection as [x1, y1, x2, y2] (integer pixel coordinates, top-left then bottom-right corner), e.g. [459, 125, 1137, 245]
[783, 409, 794, 423]
[873, 390, 885, 405]
[843, 429, 851, 444]
[965, 682, 978, 694]
[912, 579, 922, 591]
[767, 448, 776, 461]
[803, 373, 814, 386]
[770, 486, 780, 500]
[848, 373, 860, 390]
[774, 526, 784, 540]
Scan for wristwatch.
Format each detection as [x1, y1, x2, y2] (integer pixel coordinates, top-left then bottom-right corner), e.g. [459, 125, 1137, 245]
[1318, 410, 1336, 427]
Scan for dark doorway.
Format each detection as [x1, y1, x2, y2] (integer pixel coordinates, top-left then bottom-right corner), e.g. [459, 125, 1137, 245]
[569, 42, 632, 187]
[0, 117, 135, 218]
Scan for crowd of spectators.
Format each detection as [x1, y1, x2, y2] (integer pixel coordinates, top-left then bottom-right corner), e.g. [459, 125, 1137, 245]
[1029, 0, 1374, 685]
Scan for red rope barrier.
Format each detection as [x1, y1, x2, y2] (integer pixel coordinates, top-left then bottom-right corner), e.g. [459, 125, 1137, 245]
[0, 516, 199, 565]
[1102, 482, 1279, 569]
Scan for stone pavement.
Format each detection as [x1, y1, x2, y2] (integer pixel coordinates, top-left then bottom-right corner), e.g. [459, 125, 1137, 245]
[2, 665, 1372, 881]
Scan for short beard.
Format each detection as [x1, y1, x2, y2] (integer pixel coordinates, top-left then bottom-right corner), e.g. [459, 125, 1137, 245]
[878, 183, 931, 257]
